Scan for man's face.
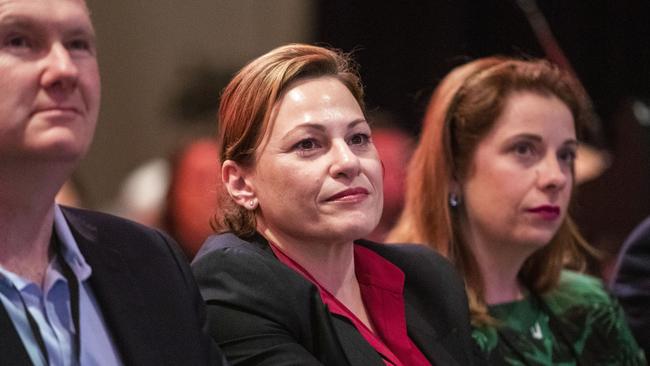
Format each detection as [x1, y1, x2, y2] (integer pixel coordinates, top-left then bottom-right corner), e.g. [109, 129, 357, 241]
[0, 0, 100, 163]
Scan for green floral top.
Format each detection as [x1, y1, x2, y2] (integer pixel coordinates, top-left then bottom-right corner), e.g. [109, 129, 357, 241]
[472, 271, 647, 365]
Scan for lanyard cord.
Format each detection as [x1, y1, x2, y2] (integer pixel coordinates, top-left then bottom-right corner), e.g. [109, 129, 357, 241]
[61, 253, 81, 364]
[17, 292, 50, 364]
[17, 240, 81, 365]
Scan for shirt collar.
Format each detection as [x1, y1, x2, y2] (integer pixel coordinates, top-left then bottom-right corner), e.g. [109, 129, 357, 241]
[0, 205, 92, 288]
[53, 204, 92, 281]
[353, 244, 404, 294]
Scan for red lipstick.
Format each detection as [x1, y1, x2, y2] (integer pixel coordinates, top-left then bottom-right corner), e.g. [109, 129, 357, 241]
[527, 205, 561, 221]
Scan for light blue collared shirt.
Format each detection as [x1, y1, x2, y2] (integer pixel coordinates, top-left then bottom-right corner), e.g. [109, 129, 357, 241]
[0, 205, 123, 366]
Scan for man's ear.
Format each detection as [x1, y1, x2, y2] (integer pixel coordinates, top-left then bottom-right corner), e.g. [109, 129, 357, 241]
[222, 160, 257, 210]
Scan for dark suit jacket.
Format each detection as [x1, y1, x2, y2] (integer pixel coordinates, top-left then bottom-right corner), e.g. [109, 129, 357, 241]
[610, 216, 650, 353]
[192, 232, 483, 366]
[0, 206, 225, 366]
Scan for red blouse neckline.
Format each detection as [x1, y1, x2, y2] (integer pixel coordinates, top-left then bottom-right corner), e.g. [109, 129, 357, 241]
[269, 241, 431, 366]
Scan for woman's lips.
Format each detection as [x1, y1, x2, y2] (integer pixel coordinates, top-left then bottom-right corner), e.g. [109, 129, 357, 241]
[326, 187, 369, 202]
[527, 205, 561, 220]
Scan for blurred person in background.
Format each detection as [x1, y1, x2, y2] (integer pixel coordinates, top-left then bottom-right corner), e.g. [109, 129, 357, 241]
[111, 64, 229, 259]
[109, 158, 170, 229]
[164, 138, 220, 259]
[365, 113, 413, 242]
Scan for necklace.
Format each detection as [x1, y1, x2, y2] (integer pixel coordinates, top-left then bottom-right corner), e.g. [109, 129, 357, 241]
[529, 321, 543, 340]
[494, 290, 583, 366]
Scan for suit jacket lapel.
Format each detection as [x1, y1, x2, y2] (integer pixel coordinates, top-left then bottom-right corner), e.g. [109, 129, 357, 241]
[405, 296, 461, 366]
[331, 315, 385, 365]
[246, 235, 384, 365]
[61, 209, 158, 365]
[0, 303, 32, 366]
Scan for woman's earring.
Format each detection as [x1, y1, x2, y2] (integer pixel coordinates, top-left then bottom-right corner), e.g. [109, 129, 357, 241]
[247, 199, 258, 210]
[449, 193, 460, 208]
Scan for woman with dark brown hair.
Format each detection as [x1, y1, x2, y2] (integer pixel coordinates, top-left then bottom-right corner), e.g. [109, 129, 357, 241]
[388, 56, 645, 364]
[191, 44, 480, 366]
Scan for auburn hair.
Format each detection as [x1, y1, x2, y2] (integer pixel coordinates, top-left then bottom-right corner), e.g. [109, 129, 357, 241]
[387, 57, 596, 325]
[213, 43, 365, 236]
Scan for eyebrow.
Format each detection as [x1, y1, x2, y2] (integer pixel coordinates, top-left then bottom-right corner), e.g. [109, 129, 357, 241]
[510, 133, 578, 146]
[279, 118, 368, 143]
[286, 118, 367, 134]
[0, 15, 95, 38]
[0, 16, 39, 31]
[64, 26, 96, 42]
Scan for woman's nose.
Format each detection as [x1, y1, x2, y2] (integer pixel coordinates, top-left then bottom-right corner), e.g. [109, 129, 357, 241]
[537, 154, 569, 192]
[329, 140, 361, 180]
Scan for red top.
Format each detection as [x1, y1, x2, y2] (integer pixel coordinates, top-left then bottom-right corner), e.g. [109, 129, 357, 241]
[269, 242, 431, 366]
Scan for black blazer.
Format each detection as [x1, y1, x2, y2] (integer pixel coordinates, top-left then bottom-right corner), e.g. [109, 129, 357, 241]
[192, 232, 483, 366]
[0, 206, 225, 366]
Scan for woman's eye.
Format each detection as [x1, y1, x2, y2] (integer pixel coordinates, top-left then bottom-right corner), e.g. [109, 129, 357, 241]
[513, 142, 534, 156]
[558, 148, 576, 164]
[294, 138, 319, 151]
[349, 133, 370, 146]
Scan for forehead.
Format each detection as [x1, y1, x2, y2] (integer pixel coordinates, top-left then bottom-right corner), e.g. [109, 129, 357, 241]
[0, 0, 93, 32]
[270, 77, 363, 132]
[490, 92, 575, 137]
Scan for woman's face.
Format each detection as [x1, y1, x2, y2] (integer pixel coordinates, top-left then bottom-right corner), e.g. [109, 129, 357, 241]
[461, 92, 576, 253]
[250, 76, 383, 244]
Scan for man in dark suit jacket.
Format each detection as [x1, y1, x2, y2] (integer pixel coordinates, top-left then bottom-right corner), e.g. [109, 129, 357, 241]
[193, 232, 484, 366]
[0, 0, 224, 364]
[610, 216, 650, 354]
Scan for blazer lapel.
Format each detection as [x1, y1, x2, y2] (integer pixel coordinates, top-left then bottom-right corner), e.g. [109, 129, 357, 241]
[331, 315, 385, 365]
[248, 235, 384, 366]
[0, 304, 32, 366]
[62, 209, 159, 365]
[405, 301, 461, 366]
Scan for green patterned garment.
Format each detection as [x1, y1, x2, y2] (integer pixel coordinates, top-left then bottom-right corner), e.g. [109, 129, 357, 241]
[472, 271, 647, 365]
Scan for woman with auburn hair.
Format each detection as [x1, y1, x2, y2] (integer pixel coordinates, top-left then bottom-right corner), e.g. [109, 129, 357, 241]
[191, 44, 480, 365]
[388, 56, 645, 364]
